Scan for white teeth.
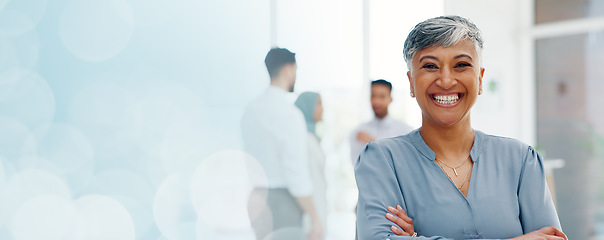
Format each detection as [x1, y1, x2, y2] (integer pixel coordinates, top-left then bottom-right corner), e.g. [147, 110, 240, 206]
[433, 94, 459, 105]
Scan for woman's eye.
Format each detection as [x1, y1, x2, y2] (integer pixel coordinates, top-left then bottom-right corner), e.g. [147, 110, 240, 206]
[456, 62, 471, 68]
[422, 63, 438, 69]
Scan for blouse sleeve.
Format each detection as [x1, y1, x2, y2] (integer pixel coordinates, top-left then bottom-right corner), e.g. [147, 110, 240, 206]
[517, 146, 562, 233]
[354, 142, 452, 240]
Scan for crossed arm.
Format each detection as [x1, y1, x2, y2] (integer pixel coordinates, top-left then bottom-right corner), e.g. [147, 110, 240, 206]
[385, 205, 567, 240]
[356, 141, 568, 240]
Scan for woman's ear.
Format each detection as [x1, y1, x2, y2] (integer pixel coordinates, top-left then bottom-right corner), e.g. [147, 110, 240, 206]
[478, 68, 485, 94]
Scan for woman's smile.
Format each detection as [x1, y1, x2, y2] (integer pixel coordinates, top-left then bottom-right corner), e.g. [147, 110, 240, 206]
[430, 93, 464, 107]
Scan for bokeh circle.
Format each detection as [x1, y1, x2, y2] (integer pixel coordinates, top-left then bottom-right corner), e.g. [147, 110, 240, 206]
[59, 0, 134, 61]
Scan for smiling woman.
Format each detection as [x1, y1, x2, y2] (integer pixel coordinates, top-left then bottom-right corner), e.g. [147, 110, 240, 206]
[354, 16, 567, 240]
[409, 39, 483, 129]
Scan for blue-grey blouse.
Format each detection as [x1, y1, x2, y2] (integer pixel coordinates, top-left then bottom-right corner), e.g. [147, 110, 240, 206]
[355, 129, 562, 240]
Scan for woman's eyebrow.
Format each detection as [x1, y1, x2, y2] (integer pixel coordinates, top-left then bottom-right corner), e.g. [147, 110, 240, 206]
[454, 54, 473, 60]
[419, 55, 438, 62]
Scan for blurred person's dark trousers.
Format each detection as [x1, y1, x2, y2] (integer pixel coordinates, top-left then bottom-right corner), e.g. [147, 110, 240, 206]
[248, 188, 304, 240]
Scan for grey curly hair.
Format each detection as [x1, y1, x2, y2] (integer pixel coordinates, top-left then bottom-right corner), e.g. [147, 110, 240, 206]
[403, 16, 483, 70]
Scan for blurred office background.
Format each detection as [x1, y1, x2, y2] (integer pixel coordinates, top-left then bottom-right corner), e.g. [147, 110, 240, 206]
[0, 0, 603, 239]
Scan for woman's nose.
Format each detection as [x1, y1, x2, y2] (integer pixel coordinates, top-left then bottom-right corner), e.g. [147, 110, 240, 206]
[437, 68, 457, 89]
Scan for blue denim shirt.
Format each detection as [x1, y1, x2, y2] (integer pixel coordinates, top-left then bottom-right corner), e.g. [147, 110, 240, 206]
[355, 129, 561, 240]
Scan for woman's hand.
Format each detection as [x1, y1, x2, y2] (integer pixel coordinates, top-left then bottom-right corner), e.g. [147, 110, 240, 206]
[508, 226, 567, 240]
[386, 205, 416, 237]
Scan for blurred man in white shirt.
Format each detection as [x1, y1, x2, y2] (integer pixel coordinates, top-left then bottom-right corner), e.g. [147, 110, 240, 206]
[350, 79, 413, 165]
[241, 48, 323, 240]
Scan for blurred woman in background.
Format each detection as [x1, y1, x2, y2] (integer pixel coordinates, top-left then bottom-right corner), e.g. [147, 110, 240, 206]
[295, 92, 328, 238]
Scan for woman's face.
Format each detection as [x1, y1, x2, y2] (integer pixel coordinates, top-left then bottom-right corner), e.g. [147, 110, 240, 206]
[313, 96, 323, 122]
[407, 39, 484, 128]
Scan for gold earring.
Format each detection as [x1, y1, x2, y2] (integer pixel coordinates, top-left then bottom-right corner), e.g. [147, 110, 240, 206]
[410, 92, 415, 98]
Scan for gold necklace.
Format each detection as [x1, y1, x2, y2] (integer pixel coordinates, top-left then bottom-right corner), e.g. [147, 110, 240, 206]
[435, 154, 470, 176]
[436, 160, 471, 190]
